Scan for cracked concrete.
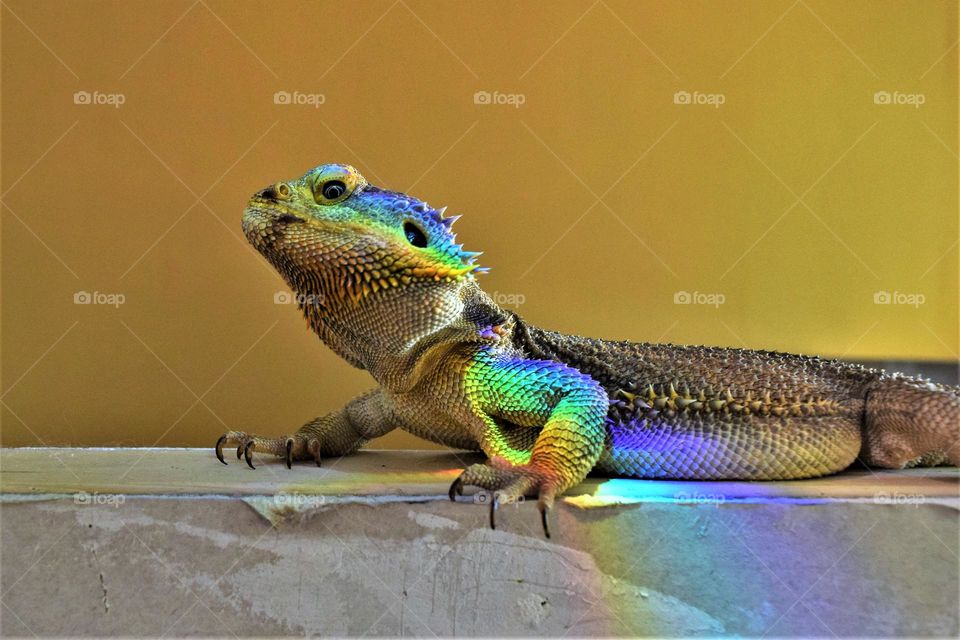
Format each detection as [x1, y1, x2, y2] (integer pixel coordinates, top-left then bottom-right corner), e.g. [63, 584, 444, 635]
[1, 448, 957, 637]
[91, 546, 110, 614]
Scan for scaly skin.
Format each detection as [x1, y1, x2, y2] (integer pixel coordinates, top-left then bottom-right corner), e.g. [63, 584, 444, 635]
[216, 163, 960, 536]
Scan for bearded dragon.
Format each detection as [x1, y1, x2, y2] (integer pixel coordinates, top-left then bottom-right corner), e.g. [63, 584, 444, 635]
[216, 163, 959, 537]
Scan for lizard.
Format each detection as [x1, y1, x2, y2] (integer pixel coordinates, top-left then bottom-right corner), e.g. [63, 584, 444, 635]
[216, 163, 960, 537]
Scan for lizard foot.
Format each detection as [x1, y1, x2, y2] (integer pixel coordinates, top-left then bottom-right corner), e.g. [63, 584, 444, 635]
[214, 431, 321, 469]
[448, 460, 559, 538]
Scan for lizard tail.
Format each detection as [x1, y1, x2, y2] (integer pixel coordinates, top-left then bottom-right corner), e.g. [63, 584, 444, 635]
[861, 375, 960, 468]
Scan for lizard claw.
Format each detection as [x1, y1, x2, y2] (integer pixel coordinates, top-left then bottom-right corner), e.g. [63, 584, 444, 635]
[244, 441, 256, 469]
[285, 439, 294, 469]
[540, 503, 551, 539]
[447, 477, 464, 501]
[215, 435, 228, 465]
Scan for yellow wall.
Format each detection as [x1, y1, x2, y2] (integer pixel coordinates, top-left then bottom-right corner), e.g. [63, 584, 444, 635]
[2, 0, 957, 448]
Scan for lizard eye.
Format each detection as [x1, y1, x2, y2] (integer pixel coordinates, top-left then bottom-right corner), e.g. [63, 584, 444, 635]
[311, 165, 365, 205]
[321, 180, 346, 200]
[403, 221, 428, 248]
[313, 177, 353, 205]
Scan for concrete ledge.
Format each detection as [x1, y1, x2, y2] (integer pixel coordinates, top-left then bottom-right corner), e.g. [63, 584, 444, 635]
[1, 448, 957, 637]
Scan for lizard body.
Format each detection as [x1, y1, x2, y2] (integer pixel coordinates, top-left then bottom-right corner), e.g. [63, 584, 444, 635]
[217, 163, 960, 535]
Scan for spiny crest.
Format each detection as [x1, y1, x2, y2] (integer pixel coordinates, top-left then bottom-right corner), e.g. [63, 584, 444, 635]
[429, 206, 490, 275]
[371, 190, 489, 275]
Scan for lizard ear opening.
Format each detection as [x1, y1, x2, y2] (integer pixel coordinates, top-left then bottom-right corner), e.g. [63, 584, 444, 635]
[403, 221, 428, 248]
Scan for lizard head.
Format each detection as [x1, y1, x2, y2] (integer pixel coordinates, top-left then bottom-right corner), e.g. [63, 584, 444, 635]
[242, 163, 486, 306]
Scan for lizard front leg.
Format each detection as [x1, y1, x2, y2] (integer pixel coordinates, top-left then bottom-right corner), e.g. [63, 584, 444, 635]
[215, 388, 396, 469]
[449, 350, 609, 537]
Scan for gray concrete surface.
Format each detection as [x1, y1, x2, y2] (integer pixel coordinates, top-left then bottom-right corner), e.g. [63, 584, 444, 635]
[1, 448, 957, 637]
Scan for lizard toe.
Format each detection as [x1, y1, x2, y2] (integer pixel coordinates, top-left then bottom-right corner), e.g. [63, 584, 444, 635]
[450, 462, 521, 495]
[307, 438, 322, 467]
